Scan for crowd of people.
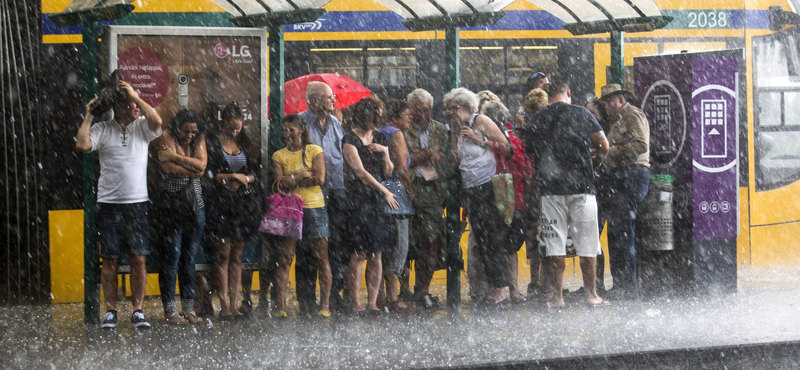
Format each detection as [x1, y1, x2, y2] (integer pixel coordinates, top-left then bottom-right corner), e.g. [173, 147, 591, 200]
[76, 71, 651, 328]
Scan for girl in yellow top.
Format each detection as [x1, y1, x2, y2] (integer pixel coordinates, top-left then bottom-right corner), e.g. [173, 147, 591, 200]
[271, 114, 331, 318]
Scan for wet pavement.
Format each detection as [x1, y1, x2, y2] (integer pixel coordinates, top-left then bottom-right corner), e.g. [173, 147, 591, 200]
[3, 268, 800, 370]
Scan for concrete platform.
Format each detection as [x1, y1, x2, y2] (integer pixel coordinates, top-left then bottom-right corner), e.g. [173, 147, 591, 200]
[2, 268, 799, 369]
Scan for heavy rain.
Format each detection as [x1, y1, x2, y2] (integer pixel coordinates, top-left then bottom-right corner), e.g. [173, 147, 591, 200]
[2, 0, 800, 369]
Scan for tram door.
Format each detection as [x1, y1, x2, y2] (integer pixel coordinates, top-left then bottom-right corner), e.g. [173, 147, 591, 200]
[749, 26, 800, 267]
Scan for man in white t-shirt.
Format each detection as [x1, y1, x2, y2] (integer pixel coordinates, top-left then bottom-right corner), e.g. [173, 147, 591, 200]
[76, 81, 163, 329]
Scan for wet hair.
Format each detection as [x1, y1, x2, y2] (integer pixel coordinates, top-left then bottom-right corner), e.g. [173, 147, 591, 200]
[443, 87, 479, 114]
[545, 79, 570, 99]
[585, 98, 609, 130]
[385, 99, 410, 124]
[283, 114, 312, 167]
[407, 88, 433, 106]
[350, 96, 384, 130]
[524, 88, 549, 115]
[222, 101, 244, 121]
[92, 70, 130, 117]
[169, 109, 204, 144]
[480, 100, 511, 131]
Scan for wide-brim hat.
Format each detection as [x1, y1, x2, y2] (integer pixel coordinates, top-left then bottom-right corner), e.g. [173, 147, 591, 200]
[600, 84, 625, 100]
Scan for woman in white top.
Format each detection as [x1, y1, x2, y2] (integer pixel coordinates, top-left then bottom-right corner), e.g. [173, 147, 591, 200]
[445, 87, 512, 306]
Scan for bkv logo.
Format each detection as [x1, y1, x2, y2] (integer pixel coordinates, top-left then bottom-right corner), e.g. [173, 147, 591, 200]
[214, 43, 251, 58]
[293, 19, 324, 31]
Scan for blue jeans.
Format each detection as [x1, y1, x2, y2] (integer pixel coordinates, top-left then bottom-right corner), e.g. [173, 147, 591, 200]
[156, 207, 206, 311]
[598, 165, 649, 293]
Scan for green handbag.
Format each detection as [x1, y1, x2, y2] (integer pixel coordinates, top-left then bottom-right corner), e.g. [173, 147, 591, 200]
[491, 142, 515, 226]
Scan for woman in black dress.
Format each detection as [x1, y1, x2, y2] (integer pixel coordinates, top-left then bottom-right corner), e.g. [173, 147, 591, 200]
[342, 97, 399, 314]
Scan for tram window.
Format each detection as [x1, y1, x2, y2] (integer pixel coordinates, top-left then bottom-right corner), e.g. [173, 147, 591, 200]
[786, 92, 800, 124]
[754, 28, 800, 191]
[757, 92, 782, 126]
[367, 48, 416, 87]
[309, 48, 364, 83]
[507, 46, 558, 86]
[460, 47, 504, 86]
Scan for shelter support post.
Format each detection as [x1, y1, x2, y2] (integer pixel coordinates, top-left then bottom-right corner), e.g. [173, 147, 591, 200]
[81, 20, 100, 325]
[609, 30, 625, 87]
[444, 25, 462, 315]
[267, 24, 285, 157]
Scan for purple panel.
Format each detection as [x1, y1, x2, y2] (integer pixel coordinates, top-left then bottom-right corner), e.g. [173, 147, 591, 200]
[691, 58, 739, 239]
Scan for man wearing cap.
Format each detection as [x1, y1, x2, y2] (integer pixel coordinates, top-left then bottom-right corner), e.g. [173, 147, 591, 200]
[599, 84, 650, 300]
[515, 72, 550, 131]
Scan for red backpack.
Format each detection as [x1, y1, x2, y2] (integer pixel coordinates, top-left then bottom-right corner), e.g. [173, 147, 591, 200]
[495, 127, 534, 212]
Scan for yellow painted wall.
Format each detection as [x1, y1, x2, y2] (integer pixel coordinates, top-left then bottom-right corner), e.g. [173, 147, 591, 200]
[49, 210, 85, 303]
[593, 42, 660, 96]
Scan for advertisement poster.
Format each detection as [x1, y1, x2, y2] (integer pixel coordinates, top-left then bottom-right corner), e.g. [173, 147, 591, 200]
[107, 26, 267, 155]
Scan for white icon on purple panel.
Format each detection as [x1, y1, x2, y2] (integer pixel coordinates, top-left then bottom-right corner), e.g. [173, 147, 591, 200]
[721, 201, 730, 213]
[700, 201, 709, 213]
[654, 95, 672, 155]
[710, 201, 720, 213]
[701, 99, 727, 159]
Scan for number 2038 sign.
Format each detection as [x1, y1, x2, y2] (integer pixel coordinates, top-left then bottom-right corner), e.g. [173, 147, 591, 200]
[666, 11, 731, 29]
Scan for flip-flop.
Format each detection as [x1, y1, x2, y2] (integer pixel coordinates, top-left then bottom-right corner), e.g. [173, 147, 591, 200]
[588, 299, 611, 308]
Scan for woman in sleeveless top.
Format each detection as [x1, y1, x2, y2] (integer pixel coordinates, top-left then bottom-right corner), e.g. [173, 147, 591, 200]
[342, 97, 400, 314]
[154, 109, 207, 325]
[271, 115, 332, 318]
[444, 87, 512, 306]
[376, 100, 413, 311]
[205, 102, 260, 318]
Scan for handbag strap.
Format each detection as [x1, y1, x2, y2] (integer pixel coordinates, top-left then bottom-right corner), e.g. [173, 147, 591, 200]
[493, 141, 508, 174]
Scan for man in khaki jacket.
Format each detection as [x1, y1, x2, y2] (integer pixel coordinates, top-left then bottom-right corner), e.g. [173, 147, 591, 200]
[403, 88, 448, 308]
[599, 84, 650, 300]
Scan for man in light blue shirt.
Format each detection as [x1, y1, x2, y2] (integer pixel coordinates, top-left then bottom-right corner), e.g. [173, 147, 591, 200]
[297, 81, 348, 314]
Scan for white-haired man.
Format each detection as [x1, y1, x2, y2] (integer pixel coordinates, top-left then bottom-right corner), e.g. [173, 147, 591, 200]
[295, 81, 347, 314]
[403, 88, 448, 308]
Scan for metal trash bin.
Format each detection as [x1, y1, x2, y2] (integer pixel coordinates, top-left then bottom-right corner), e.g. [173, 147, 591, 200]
[641, 174, 674, 251]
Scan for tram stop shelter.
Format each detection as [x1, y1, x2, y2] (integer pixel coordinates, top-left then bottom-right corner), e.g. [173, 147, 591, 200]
[50, 0, 672, 324]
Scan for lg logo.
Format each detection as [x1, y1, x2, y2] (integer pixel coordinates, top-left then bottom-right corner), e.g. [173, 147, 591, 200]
[214, 43, 251, 58]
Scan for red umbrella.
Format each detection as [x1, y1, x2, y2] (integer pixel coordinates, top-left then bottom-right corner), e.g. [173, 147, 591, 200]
[283, 73, 372, 115]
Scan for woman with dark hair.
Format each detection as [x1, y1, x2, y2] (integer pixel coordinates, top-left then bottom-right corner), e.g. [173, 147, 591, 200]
[586, 98, 610, 132]
[271, 114, 332, 318]
[205, 102, 260, 318]
[342, 97, 399, 314]
[376, 99, 413, 311]
[154, 109, 207, 325]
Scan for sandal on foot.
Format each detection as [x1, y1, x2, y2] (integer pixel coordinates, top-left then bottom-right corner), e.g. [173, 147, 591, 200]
[182, 312, 203, 324]
[166, 311, 189, 325]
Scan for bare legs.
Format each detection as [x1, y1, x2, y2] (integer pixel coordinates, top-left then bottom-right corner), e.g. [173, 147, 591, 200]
[101, 258, 119, 311]
[101, 255, 146, 312]
[547, 256, 566, 308]
[274, 239, 297, 313]
[347, 250, 382, 311]
[579, 256, 602, 305]
[214, 237, 245, 316]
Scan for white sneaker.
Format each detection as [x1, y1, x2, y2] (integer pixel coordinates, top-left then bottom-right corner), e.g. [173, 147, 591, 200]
[131, 310, 151, 329]
[100, 310, 117, 329]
